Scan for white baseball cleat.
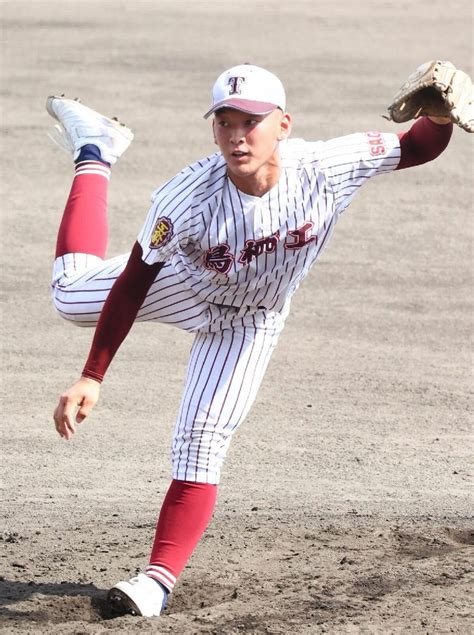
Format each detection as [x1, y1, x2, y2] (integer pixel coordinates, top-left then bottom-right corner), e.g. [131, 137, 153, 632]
[107, 573, 168, 617]
[46, 95, 134, 165]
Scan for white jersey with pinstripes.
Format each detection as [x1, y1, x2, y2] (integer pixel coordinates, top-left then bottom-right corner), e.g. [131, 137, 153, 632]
[51, 130, 403, 486]
[137, 132, 401, 314]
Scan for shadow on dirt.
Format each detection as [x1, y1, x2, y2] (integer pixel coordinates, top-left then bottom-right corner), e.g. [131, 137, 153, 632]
[0, 579, 117, 624]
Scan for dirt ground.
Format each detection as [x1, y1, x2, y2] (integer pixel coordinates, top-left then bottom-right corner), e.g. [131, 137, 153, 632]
[1, 1, 472, 633]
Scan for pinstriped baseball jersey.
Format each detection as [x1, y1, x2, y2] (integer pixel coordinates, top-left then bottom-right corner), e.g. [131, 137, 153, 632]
[137, 133, 401, 313]
[51, 130, 402, 485]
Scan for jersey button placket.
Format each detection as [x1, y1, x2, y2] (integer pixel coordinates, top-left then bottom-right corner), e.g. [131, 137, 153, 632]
[254, 199, 270, 237]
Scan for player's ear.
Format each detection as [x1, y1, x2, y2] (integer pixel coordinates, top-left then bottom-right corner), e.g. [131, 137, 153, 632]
[278, 112, 292, 141]
[212, 120, 218, 145]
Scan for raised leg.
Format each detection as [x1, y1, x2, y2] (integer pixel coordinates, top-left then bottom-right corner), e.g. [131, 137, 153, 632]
[48, 97, 210, 332]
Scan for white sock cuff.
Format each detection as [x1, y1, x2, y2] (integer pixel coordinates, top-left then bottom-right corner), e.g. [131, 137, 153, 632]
[74, 160, 111, 180]
[145, 565, 176, 592]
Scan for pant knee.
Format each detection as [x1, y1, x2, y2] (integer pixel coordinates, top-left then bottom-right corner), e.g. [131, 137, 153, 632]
[51, 289, 100, 327]
[171, 428, 232, 485]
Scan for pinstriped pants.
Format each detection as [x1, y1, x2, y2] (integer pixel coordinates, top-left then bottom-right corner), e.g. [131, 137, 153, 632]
[52, 252, 286, 484]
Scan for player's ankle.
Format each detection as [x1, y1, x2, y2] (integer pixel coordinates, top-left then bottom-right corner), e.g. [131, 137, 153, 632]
[75, 144, 111, 167]
[152, 578, 169, 598]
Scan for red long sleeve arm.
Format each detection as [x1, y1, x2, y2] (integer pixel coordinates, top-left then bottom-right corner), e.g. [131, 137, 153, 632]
[396, 117, 453, 170]
[82, 242, 164, 382]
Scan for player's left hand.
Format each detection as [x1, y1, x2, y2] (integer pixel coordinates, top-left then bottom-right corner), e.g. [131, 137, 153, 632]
[53, 376, 101, 440]
[386, 60, 474, 132]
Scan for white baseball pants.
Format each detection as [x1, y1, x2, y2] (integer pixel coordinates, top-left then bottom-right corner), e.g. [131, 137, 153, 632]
[52, 253, 285, 484]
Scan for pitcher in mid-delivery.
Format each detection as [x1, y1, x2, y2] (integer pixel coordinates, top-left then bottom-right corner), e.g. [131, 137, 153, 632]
[49, 63, 458, 617]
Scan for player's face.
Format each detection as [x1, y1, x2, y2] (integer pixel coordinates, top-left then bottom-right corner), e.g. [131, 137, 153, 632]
[212, 108, 292, 196]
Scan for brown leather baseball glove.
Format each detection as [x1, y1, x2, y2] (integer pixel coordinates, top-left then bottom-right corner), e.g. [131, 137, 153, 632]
[386, 61, 473, 133]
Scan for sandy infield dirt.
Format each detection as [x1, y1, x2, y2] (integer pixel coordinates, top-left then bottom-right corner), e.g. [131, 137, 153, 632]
[1, 1, 472, 633]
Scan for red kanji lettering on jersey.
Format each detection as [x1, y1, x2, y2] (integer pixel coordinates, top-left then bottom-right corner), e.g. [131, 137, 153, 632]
[204, 244, 234, 274]
[238, 232, 280, 265]
[366, 131, 386, 157]
[150, 217, 173, 249]
[284, 222, 316, 250]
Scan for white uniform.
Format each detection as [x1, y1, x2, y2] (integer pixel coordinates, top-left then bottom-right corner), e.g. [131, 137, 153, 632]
[52, 132, 401, 484]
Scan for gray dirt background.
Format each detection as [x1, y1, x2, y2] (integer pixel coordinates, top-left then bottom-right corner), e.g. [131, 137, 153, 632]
[1, 1, 472, 633]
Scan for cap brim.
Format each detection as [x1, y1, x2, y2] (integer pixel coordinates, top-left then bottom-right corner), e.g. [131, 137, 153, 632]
[203, 98, 279, 120]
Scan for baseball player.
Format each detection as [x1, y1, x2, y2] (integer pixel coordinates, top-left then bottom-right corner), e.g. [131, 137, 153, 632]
[49, 62, 471, 617]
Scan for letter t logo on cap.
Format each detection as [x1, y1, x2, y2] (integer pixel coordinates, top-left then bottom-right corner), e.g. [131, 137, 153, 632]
[228, 76, 245, 95]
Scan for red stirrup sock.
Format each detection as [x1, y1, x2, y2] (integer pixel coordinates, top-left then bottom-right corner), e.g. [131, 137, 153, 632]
[145, 480, 218, 592]
[55, 149, 111, 258]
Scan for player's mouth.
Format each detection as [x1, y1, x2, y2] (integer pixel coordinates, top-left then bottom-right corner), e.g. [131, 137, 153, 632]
[230, 150, 249, 161]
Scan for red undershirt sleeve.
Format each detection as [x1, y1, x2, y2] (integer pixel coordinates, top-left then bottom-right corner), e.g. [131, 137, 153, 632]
[396, 117, 453, 170]
[82, 241, 164, 382]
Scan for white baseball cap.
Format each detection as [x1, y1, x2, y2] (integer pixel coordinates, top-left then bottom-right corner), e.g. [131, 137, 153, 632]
[203, 64, 286, 119]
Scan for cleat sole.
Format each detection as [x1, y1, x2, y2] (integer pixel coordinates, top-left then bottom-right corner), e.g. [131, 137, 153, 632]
[107, 587, 142, 616]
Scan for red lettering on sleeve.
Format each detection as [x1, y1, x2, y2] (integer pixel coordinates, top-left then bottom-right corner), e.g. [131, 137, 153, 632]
[366, 131, 386, 157]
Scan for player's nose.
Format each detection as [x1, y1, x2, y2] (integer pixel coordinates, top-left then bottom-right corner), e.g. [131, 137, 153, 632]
[229, 126, 245, 145]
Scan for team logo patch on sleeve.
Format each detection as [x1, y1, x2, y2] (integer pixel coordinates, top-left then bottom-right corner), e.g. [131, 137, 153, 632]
[150, 217, 174, 249]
